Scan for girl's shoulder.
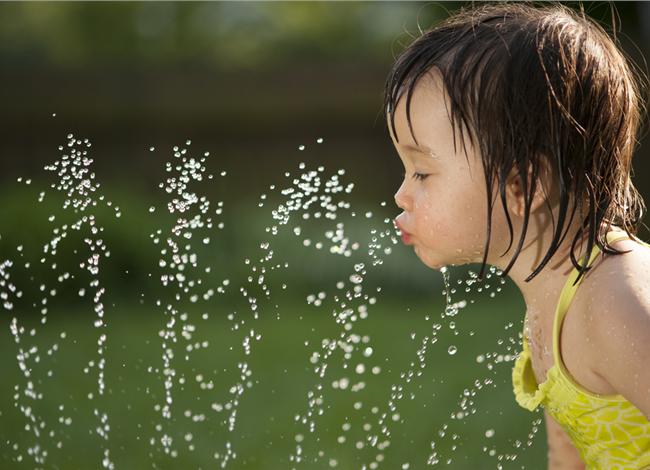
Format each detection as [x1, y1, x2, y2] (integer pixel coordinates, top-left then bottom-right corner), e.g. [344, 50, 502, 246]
[580, 234, 650, 330]
[575, 235, 650, 415]
[584, 234, 650, 294]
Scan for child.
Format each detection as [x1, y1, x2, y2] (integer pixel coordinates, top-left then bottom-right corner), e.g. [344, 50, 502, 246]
[384, 2, 650, 469]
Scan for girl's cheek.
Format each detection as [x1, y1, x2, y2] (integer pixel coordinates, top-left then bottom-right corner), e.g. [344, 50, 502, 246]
[414, 194, 444, 224]
[414, 189, 437, 212]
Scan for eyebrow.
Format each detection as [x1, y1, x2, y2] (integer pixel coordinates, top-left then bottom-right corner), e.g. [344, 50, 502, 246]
[397, 143, 441, 159]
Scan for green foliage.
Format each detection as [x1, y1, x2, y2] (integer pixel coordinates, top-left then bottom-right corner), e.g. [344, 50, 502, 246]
[0, 179, 449, 315]
[0, 2, 448, 69]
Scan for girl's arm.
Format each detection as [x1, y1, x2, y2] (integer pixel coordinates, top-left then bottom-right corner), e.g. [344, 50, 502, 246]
[544, 410, 585, 470]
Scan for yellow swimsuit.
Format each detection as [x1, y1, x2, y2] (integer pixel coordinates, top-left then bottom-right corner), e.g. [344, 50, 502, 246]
[512, 231, 650, 469]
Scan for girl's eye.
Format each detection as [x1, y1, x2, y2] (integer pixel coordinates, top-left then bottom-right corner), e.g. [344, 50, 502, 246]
[400, 171, 430, 181]
[412, 172, 430, 181]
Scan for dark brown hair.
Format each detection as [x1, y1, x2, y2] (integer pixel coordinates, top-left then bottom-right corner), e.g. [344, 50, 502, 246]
[384, 1, 648, 283]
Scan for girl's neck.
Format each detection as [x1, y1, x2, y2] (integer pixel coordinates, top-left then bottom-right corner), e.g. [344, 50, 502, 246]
[495, 221, 594, 313]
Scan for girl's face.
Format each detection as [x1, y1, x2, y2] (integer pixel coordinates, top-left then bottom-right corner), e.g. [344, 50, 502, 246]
[389, 71, 502, 270]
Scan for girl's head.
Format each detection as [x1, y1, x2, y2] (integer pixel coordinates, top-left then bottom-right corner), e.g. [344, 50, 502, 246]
[385, 2, 647, 282]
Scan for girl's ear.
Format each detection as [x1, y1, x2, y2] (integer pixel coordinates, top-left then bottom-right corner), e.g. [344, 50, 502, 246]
[505, 159, 554, 218]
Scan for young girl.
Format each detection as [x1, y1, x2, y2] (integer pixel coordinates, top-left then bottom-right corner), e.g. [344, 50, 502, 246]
[384, 3, 650, 469]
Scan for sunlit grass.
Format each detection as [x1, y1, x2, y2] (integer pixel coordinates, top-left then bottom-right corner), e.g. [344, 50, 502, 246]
[0, 287, 546, 469]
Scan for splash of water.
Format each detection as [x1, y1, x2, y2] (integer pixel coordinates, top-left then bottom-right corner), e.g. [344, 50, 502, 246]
[3, 134, 117, 469]
[0, 133, 544, 469]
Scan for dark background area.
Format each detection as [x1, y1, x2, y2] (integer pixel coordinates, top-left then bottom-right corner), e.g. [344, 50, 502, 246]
[1, 2, 649, 211]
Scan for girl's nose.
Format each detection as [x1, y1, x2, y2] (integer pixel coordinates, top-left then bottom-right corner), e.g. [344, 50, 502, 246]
[394, 182, 411, 212]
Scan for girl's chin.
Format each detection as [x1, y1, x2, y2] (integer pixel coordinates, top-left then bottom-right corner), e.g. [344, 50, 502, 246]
[414, 247, 445, 270]
[416, 248, 465, 271]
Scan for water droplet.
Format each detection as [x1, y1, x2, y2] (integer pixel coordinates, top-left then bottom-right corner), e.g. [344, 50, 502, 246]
[349, 274, 363, 284]
[444, 306, 458, 317]
[448, 345, 457, 355]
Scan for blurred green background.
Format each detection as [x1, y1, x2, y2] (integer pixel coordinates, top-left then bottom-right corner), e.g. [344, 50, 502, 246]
[0, 2, 649, 469]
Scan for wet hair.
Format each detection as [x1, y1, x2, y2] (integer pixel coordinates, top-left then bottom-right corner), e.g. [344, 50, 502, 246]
[384, 1, 648, 283]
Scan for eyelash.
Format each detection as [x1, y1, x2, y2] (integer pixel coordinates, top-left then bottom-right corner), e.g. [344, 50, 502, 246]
[403, 171, 430, 181]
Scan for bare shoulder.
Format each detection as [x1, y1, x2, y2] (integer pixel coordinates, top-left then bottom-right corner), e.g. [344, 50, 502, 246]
[581, 237, 650, 322]
[577, 237, 650, 416]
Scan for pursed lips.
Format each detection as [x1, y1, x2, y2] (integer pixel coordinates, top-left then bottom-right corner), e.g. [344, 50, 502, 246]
[394, 219, 413, 245]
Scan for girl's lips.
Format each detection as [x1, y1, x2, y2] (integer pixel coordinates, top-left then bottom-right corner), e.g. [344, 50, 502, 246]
[395, 220, 413, 245]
